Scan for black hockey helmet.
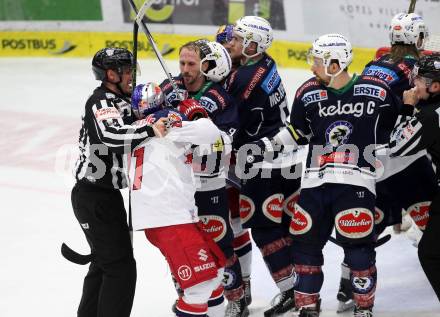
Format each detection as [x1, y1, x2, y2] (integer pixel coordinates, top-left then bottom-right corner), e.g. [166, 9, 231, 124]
[412, 53, 440, 84]
[92, 47, 134, 81]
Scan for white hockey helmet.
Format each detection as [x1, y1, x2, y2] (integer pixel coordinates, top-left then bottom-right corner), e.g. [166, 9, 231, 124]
[234, 15, 273, 57]
[199, 41, 232, 82]
[389, 12, 428, 49]
[308, 33, 353, 71]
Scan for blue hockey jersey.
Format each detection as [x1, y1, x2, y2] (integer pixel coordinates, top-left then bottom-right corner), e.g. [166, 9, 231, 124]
[225, 53, 289, 148]
[290, 75, 402, 194]
[362, 54, 415, 99]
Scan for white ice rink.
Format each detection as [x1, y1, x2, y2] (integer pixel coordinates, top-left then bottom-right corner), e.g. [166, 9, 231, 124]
[0, 58, 438, 317]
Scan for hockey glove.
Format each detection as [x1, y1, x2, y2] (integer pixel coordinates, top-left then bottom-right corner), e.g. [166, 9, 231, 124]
[246, 137, 284, 165]
[177, 99, 209, 121]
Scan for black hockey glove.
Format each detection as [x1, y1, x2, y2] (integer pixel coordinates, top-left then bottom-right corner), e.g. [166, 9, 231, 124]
[246, 137, 284, 165]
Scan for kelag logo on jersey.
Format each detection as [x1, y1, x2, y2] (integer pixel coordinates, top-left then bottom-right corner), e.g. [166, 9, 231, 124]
[354, 84, 386, 101]
[261, 65, 281, 94]
[325, 121, 353, 147]
[301, 89, 328, 106]
[363, 66, 398, 84]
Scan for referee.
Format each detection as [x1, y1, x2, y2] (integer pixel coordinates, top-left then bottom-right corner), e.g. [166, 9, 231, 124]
[389, 54, 440, 301]
[70, 47, 166, 317]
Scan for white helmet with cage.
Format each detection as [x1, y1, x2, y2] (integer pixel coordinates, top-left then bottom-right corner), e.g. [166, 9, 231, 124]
[234, 15, 273, 58]
[389, 12, 429, 50]
[199, 41, 232, 82]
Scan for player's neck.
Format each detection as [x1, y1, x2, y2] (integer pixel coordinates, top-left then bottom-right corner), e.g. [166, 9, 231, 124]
[241, 53, 263, 66]
[186, 76, 206, 93]
[329, 72, 352, 90]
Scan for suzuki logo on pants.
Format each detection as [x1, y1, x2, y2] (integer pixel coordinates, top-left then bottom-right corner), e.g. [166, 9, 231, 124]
[198, 249, 208, 261]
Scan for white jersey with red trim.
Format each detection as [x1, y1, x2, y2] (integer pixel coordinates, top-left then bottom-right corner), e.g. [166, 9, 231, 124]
[129, 114, 221, 230]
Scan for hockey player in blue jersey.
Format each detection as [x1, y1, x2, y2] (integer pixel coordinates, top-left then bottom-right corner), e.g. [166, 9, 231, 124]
[225, 16, 302, 317]
[216, 23, 254, 309]
[159, 40, 249, 317]
[328, 13, 438, 312]
[257, 34, 402, 316]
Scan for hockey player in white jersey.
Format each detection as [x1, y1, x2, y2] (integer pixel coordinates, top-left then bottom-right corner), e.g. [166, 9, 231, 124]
[128, 82, 226, 317]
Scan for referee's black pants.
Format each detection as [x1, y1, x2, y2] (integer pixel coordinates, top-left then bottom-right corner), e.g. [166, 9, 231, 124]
[71, 181, 136, 317]
[418, 192, 440, 302]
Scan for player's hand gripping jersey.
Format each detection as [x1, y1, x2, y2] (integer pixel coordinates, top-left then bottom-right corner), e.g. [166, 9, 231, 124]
[128, 109, 221, 230]
[291, 75, 401, 194]
[225, 53, 289, 148]
[160, 77, 239, 191]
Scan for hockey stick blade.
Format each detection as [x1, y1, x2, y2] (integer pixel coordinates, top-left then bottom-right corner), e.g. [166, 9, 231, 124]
[329, 234, 391, 248]
[61, 243, 93, 265]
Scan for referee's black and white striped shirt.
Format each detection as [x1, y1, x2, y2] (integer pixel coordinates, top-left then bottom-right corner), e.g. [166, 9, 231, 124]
[389, 95, 440, 176]
[74, 84, 156, 189]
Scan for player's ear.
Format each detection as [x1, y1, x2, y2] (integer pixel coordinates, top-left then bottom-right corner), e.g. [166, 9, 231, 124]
[201, 61, 209, 72]
[106, 69, 118, 82]
[431, 81, 440, 93]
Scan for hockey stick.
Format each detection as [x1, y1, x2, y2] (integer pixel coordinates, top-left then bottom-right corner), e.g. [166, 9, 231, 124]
[61, 243, 93, 265]
[328, 234, 391, 248]
[126, 0, 184, 101]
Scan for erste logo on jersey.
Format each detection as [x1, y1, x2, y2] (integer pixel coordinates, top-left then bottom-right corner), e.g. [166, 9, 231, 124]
[262, 193, 284, 223]
[199, 96, 218, 113]
[354, 84, 386, 101]
[261, 64, 281, 94]
[325, 120, 353, 147]
[199, 215, 227, 242]
[335, 208, 374, 239]
[301, 89, 328, 106]
[363, 66, 398, 84]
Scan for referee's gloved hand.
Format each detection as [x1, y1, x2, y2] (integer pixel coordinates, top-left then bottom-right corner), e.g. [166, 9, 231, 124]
[177, 99, 209, 121]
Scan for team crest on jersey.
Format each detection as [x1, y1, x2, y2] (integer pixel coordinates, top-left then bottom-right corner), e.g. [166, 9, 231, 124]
[374, 207, 384, 225]
[199, 96, 218, 113]
[199, 215, 227, 242]
[354, 84, 387, 101]
[239, 195, 255, 224]
[363, 66, 398, 84]
[407, 201, 430, 230]
[335, 208, 374, 239]
[262, 193, 284, 223]
[289, 203, 312, 235]
[301, 89, 328, 106]
[261, 64, 281, 94]
[325, 121, 353, 147]
[283, 190, 300, 217]
[222, 268, 237, 290]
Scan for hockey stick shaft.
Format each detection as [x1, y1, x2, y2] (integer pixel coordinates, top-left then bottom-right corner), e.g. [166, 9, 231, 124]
[127, 0, 184, 101]
[408, 0, 417, 13]
[328, 234, 391, 248]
